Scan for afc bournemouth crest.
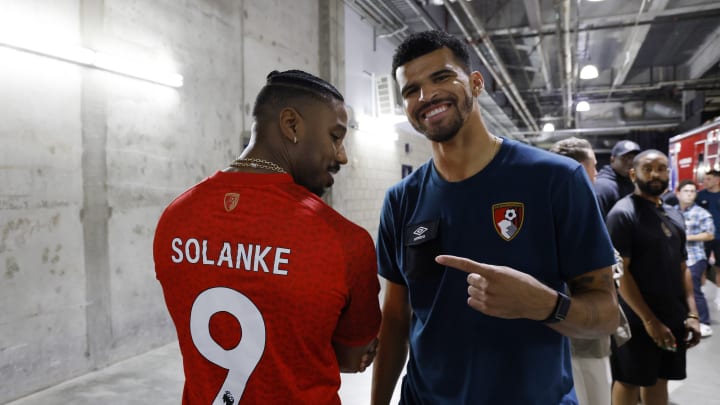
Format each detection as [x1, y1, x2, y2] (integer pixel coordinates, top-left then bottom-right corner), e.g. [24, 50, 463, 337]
[224, 192, 240, 212]
[492, 202, 524, 241]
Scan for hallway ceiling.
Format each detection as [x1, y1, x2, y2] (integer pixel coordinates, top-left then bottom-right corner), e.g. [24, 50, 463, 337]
[346, 0, 720, 151]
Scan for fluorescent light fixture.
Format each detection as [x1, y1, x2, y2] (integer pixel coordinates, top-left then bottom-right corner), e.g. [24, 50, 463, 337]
[0, 36, 183, 88]
[94, 52, 183, 88]
[586, 0, 605, 2]
[579, 64, 599, 80]
[576, 101, 591, 112]
[542, 123, 555, 132]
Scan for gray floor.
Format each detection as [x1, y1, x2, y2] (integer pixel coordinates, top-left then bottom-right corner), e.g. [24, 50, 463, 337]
[7, 288, 720, 405]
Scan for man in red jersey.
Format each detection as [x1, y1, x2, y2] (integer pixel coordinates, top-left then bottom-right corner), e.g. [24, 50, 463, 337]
[154, 70, 381, 405]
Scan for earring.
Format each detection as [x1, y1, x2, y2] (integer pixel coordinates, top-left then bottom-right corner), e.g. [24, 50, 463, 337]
[293, 136, 297, 144]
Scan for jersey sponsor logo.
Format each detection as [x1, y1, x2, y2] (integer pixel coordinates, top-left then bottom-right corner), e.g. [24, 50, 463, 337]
[492, 202, 524, 241]
[224, 193, 240, 212]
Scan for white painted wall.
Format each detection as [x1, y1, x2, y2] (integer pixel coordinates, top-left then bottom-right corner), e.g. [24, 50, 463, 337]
[333, 8, 432, 239]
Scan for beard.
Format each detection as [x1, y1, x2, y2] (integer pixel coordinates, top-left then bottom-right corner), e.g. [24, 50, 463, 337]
[636, 177, 669, 197]
[410, 90, 474, 143]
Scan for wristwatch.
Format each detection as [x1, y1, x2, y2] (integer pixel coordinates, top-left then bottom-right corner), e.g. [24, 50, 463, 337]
[543, 291, 571, 323]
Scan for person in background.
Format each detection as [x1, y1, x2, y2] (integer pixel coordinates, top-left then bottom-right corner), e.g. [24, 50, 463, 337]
[674, 179, 715, 337]
[595, 140, 642, 218]
[697, 169, 720, 310]
[153, 70, 381, 404]
[607, 150, 701, 405]
[371, 30, 619, 405]
[550, 137, 628, 405]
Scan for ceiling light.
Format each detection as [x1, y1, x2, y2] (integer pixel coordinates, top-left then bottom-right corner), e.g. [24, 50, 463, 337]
[430, 0, 444, 5]
[542, 123, 555, 132]
[576, 101, 590, 112]
[586, 0, 605, 2]
[579, 64, 599, 80]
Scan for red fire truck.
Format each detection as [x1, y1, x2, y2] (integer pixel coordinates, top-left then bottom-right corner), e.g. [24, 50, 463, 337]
[668, 118, 720, 190]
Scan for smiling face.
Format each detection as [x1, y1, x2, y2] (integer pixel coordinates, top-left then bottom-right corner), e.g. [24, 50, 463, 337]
[395, 48, 480, 143]
[291, 98, 348, 197]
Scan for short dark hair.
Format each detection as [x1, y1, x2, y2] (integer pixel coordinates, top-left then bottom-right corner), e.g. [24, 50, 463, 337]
[549, 137, 593, 163]
[632, 149, 667, 169]
[391, 30, 471, 80]
[252, 70, 344, 119]
[676, 179, 697, 191]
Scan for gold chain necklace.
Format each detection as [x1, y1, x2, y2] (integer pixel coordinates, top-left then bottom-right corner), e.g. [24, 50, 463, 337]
[230, 158, 286, 174]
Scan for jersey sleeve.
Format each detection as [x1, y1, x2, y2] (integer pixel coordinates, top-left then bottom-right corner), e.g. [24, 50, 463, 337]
[331, 228, 381, 347]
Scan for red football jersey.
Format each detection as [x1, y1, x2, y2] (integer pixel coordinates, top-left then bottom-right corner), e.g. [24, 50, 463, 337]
[153, 171, 381, 404]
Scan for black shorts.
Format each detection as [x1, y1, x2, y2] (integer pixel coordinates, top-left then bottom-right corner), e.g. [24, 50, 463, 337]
[704, 239, 720, 279]
[610, 317, 686, 386]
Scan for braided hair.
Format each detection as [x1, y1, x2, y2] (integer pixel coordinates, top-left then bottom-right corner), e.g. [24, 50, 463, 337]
[252, 70, 343, 119]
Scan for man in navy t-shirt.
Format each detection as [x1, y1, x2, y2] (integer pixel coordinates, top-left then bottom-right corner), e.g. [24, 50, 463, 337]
[370, 30, 620, 405]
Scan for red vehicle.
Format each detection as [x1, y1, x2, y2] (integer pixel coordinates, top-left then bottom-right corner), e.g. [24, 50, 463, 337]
[668, 118, 720, 191]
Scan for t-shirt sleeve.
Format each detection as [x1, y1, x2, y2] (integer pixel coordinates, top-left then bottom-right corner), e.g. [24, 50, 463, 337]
[555, 166, 616, 280]
[606, 202, 634, 260]
[376, 190, 406, 285]
[332, 228, 381, 347]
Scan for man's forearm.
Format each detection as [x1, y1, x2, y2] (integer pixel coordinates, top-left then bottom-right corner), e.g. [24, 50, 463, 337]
[370, 326, 408, 405]
[548, 288, 619, 338]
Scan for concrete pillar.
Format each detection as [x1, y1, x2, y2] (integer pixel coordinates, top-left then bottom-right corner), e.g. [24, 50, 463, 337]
[80, 0, 112, 369]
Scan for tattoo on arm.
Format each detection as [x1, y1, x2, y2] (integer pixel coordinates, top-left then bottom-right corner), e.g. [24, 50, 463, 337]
[568, 272, 614, 327]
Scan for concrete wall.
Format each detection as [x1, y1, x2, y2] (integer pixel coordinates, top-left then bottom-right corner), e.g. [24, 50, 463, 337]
[333, 8, 432, 238]
[0, 0, 340, 402]
[0, 0, 431, 402]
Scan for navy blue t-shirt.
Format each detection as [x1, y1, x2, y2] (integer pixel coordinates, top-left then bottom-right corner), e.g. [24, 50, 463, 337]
[377, 138, 615, 404]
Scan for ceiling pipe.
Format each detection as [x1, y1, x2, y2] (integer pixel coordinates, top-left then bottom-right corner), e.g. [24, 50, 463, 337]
[447, 0, 540, 132]
[555, 0, 573, 128]
[523, 0, 553, 92]
[486, 3, 720, 38]
[512, 122, 678, 138]
[371, 0, 413, 37]
[401, 0, 437, 30]
[344, 0, 404, 40]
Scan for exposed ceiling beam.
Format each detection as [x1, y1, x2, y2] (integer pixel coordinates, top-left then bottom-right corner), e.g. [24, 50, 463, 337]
[610, 0, 669, 90]
[400, 0, 436, 30]
[687, 24, 720, 79]
[523, 0, 552, 92]
[449, 0, 540, 131]
[486, 2, 720, 38]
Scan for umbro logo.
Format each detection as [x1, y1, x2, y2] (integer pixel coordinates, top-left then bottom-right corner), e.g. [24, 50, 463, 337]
[412, 226, 428, 241]
[413, 226, 428, 236]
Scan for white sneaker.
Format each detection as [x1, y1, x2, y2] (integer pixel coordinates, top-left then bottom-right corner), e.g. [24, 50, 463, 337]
[701, 323, 713, 338]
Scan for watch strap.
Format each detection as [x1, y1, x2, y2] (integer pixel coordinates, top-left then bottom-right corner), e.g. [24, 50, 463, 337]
[543, 291, 571, 323]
